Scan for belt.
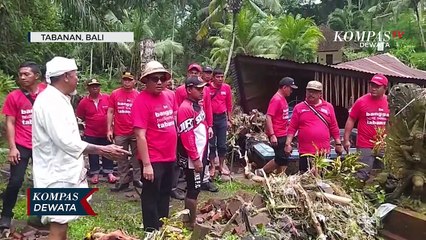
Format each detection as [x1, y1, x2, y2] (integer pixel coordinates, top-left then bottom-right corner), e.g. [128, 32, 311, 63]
[213, 112, 226, 116]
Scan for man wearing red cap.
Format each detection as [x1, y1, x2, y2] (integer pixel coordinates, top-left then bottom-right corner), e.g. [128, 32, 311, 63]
[343, 74, 390, 181]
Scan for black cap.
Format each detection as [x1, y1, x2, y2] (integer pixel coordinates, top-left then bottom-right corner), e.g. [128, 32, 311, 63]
[203, 66, 213, 72]
[185, 76, 209, 88]
[279, 77, 298, 89]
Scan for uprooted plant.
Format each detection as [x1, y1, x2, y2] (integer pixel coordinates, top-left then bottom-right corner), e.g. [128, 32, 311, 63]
[255, 152, 380, 240]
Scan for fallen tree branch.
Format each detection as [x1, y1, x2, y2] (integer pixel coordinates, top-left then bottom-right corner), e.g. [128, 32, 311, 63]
[219, 208, 240, 237]
[294, 184, 326, 239]
[314, 192, 352, 205]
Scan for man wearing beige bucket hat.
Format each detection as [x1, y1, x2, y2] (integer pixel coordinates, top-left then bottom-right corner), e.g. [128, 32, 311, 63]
[285, 80, 343, 173]
[132, 60, 178, 231]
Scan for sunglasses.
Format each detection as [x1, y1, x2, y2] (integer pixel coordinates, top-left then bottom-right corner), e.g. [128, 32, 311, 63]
[148, 75, 168, 82]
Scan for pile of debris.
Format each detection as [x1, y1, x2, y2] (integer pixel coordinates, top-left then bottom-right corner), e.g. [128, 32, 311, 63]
[176, 172, 379, 240]
[138, 164, 379, 240]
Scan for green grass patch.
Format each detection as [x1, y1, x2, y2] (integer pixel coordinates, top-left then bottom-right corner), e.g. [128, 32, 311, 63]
[216, 179, 259, 194]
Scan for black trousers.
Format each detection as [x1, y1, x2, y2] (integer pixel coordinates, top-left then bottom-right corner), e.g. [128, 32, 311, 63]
[83, 135, 114, 174]
[140, 161, 175, 231]
[1, 144, 31, 218]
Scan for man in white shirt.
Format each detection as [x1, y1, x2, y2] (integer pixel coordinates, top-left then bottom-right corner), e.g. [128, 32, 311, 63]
[32, 57, 129, 240]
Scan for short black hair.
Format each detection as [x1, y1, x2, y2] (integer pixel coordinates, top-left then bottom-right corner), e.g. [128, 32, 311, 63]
[19, 61, 41, 75]
[213, 68, 224, 76]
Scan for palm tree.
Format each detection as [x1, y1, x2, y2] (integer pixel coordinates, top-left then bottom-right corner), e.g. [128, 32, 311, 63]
[327, 0, 365, 31]
[271, 14, 324, 62]
[197, 0, 282, 40]
[208, 6, 278, 68]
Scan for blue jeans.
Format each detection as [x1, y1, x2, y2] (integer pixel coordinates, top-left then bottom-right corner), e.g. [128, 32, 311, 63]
[83, 135, 114, 175]
[209, 113, 228, 159]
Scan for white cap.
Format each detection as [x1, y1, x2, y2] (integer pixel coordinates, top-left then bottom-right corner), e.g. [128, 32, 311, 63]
[45, 57, 78, 84]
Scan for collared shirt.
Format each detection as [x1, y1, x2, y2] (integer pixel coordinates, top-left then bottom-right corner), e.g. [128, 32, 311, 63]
[32, 85, 88, 188]
[209, 83, 232, 116]
[1, 83, 46, 148]
[177, 99, 208, 165]
[288, 99, 340, 154]
[76, 93, 109, 137]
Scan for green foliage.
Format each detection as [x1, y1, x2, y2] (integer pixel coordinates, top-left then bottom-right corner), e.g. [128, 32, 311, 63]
[327, 0, 365, 31]
[324, 153, 366, 192]
[272, 14, 324, 62]
[410, 52, 426, 70]
[390, 39, 416, 66]
[77, 73, 122, 95]
[0, 0, 72, 75]
[343, 48, 374, 61]
[0, 70, 17, 94]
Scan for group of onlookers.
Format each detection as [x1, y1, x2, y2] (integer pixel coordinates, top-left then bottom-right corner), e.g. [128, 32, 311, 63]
[0, 57, 234, 238]
[261, 74, 389, 181]
[0, 56, 390, 239]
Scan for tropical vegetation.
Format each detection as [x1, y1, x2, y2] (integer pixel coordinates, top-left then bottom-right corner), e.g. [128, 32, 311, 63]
[0, 0, 424, 91]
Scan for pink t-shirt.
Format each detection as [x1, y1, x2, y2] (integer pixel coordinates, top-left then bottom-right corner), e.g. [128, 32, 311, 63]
[1, 83, 46, 149]
[349, 94, 389, 148]
[177, 99, 208, 162]
[132, 90, 177, 163]
[175, 84, 213, 127]
[76, 94, 109, 137]
[108, 88, 139, 136]
[288, 100, 340, 154]
[266, 93, 289, 137]
[209, 83, 233, 116]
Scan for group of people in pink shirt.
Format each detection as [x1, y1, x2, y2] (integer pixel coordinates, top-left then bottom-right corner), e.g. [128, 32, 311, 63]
[0, 57, 389, 236]
[0, 59, 234, 233]
[261, 74, 390, 181]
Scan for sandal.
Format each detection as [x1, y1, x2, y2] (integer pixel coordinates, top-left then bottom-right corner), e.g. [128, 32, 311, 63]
[107, 173, 118, 184]
[90, 174, 99, 184]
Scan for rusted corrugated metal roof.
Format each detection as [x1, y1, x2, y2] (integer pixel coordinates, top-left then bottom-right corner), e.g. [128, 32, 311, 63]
[333, 53, 426, 80]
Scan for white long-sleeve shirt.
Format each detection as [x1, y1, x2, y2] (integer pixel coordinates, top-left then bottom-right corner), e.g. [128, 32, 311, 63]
[32, 85, 88, 188]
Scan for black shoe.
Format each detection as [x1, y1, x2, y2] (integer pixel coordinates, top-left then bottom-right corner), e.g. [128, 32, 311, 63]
[110, 183, 130, 192]
[170, 189, 185, 200]
[201, 182, 219, 192]
[0, 216, 11, 229]
[133, 180, 143, 188]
